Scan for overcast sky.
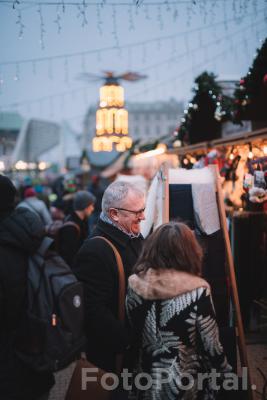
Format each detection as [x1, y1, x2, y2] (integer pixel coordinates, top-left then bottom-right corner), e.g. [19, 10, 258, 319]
[0, 0, 266, 132]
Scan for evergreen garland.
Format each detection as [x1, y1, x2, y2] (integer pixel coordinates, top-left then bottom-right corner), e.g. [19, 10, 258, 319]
[233, 38, 267, 122]
[178, 72, 232, 145]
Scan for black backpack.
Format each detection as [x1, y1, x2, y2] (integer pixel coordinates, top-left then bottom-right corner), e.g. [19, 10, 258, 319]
[14, 236, 86, 372]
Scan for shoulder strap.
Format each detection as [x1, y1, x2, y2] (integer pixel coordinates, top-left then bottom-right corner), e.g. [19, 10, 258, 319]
[92, 236, 125, 322]
[62, 221, 81, 237]
[37, 236, 54, 257]
[91, 236, 126, 374]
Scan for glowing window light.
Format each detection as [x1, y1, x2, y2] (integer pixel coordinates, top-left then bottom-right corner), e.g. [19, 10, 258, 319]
[38, 161, 48, 170]
[15, 160, 28, 170]
[100, 85, 124, 107]
[92, 136, 113, 152]
[96, 109, 106, 135]
[116, 136, 132, 152]
[115, 109, 128, 134]
[109, 135, 119, 143]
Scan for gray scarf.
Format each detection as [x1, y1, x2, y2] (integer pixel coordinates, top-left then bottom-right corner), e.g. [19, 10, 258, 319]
[100, 212, 141, 239]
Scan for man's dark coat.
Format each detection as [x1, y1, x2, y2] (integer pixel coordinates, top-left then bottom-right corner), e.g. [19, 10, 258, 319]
[0, 207, 54, 399]
[73, 219, 144, 373]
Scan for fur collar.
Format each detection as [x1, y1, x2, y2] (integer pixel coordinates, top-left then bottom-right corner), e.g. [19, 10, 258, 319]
[128, 268, 210, 300]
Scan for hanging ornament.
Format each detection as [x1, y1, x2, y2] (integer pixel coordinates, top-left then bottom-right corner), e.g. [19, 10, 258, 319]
[263, 73, 267, 87]
[214, 103, 226, 121]
[240, 79, 245, 85]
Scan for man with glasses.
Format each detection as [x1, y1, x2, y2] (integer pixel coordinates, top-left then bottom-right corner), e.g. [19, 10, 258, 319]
[74, 181, 145, 388]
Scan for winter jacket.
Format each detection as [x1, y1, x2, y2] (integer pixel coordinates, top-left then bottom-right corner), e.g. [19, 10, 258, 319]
[0, 207, 54, 400]
[17, 197, 52, 226]
[126, 268, 232, 400]
[73, 219, 144, 373]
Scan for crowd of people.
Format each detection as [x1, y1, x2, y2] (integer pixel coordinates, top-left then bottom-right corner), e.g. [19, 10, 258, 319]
[0, 173, 232, 400]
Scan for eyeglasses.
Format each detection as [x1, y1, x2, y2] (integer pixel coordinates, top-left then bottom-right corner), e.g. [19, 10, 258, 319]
[114, 207, 145, 217]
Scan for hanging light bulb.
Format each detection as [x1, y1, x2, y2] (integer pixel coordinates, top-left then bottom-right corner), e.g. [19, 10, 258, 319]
[248, 143, 253, 159]
[229, 146, 234, 160]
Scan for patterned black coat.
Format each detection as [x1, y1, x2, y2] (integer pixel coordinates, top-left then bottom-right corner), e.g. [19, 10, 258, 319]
[126, 269, 232, 400]
[73, 219, 144, 372]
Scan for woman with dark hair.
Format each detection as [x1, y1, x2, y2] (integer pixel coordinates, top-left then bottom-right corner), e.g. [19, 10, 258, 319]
[126, 221, 231, 400]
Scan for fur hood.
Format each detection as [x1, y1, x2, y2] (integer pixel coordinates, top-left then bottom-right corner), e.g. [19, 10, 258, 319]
[128, 268, 210, 300]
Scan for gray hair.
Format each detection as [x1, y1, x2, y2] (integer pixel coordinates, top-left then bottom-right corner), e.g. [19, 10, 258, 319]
[102, 181, 144, 216]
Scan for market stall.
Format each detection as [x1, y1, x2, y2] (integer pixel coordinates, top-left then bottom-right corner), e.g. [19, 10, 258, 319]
[170, 127, 267, 333]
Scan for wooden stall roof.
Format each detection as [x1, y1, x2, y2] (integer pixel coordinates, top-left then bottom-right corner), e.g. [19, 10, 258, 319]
[169, 127, 267, 156]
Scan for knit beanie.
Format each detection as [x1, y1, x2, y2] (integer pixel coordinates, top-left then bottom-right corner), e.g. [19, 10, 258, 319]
[24, 187, 37, 198]
[73, 190, 96, 211]
[0, 174, 17, 211]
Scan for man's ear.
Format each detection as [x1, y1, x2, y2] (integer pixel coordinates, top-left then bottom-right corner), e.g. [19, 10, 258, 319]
[109, 208, 119, 222]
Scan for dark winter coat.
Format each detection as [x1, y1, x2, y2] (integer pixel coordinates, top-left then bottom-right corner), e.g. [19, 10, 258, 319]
[0, 207, 54, 400]
[73, 219, 144, 373]
[126, 269, 232, 400]
[57, 211, 89, 268]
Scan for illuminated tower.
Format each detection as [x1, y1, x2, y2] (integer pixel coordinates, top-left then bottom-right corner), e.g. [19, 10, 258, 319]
[93, 75, 132, 152]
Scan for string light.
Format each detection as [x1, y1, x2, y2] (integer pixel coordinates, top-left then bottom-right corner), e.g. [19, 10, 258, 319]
[54, 6, 62, 34]
[12, 0, 19, 9]
[16, 9, 25, 39]
[157, 5, 164, 30]
[37, 4, 45, 49]
[173, 5, 178, 21]
[1, 12, 264, 70]
[2, 26, 265, 116]
[144, 3, 150, 20]
[229, 146, 234, 160]
[77, 0, 88, 27]
[96, 4, 103, 35]
[111, 4, 119, 48]
[13, 63, 20, 81]
[128, 5, 135, 31]
[164, 0, 171, 12]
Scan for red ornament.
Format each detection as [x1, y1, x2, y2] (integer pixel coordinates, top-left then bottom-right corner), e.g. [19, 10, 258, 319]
[263, 74, 267, 87]
[240, 79, 245, 85]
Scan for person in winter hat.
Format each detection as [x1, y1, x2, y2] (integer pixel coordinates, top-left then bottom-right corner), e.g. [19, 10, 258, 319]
[57, 190, 96, 268]
[17, 186, 52, 227]
[0, 175, 54, 400]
